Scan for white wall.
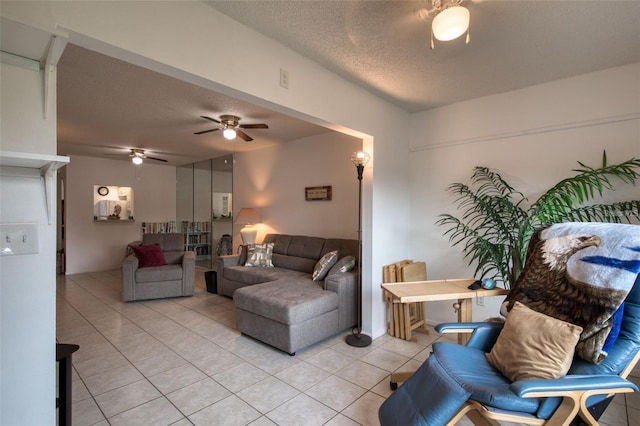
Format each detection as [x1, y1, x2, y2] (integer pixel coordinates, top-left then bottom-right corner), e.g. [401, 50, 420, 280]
[65, 155, 177, 274]
[2, 0, 409, 345]
[233, 132, 362, 250]
[409, 63, 640, 324]
[0, 59, 58, 423]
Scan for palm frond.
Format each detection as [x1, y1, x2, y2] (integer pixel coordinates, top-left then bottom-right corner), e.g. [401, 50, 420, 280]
[436, 152, 640, 289]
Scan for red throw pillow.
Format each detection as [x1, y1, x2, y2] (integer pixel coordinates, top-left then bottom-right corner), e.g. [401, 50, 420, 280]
[130, 244, 168, 268]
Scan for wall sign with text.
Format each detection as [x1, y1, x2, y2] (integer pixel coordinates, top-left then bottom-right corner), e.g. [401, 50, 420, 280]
[305, 186, 332, 201]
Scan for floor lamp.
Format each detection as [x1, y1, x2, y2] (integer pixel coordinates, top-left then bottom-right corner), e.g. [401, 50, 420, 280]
[346, 151, 372, 348]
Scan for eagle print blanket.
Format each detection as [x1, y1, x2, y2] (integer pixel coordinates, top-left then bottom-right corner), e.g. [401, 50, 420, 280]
[504, 222, 640, 364]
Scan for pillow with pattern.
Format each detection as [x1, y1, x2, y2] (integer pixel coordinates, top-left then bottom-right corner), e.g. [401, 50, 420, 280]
[244, 243, 274, 267]
[312, 251, 338, 281]
[327, 256, 357, 276]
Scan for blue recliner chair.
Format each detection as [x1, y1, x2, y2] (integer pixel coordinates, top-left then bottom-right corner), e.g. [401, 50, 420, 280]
[379, 273, 640, 425]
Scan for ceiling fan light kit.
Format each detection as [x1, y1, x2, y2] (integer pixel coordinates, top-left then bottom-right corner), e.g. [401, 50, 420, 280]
[430, 0, 470, 49]
[195, 114, 269, 142]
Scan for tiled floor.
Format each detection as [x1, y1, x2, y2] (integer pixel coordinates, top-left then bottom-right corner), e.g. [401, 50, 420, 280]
[57, 269, 640, 426]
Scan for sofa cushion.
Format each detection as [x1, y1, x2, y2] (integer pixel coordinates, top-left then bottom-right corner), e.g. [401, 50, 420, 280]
[287, 236, 325, 259]
[312, 251, 338, 281]
[322, 238, 359, 259]
[272, 253, 317, 274]
[224, 266, 308, 285]
[135, 264, 182, 283]
[234, 279, 339, 325]
[245, 243, 274, 267]
[263, 234, 293, 255]
[130, 244, 168, 268]
[327, 256, 356, 276]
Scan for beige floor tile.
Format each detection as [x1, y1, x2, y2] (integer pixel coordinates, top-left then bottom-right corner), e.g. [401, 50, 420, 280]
[246, 346, 301, 375]
[148, 363, 207, 394]
[266, 393, 337, 426]
[72, 378, 92, 403]
[248, 416, 278, 426]
[133, 350, 187, 377]
[336, 360, 389, 389]
[236, 376, 299, 414]
[341, 391, 386, 426]
[305, 348, 355, 373]
[95, 379, 160, 418]
[108, 396, 184, 426]
[359, 347, 410, 372]
[82, 364, 144, 396]
[379, 337, 426, 358]
[189, 395, 261, 426]
[59, 271, 634, 426]
[73, 350, 131, 378]
[57, 323, 97, 342]
[212, 361, 270, 393]
[305, 375, 367, 412]
[71, 396, 105, 426]
[275, 361, 331, 391]
[370, 375, 394, 399]
[190, 349, 245, 376]
[599, 400, 629, 426]
[323, 413, 361, 426]
[166, 377, 231, 416]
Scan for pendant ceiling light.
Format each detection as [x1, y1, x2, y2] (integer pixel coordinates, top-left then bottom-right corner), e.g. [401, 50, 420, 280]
[430, 0, 470, 49]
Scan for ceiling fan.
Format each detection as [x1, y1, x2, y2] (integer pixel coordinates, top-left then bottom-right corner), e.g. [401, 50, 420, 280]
[106, 148, 168, 164]
[194, 114, 269, 142]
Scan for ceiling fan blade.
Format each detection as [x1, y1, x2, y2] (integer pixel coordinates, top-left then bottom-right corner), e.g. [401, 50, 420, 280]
[239, 123, 269, 129]
[194, 128, 220, 135]
[200, 115, 221, 123]
[145, 156, 168, 163]
[236, 130, 254, 142]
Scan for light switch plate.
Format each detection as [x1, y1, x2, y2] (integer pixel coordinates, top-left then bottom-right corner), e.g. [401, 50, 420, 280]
[1, 223, 39, 255]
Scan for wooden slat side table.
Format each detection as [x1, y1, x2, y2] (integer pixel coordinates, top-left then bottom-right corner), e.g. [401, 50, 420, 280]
[381, 278, 509, 389]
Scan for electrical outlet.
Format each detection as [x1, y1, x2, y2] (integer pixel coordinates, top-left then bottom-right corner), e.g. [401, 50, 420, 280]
[1, 223, 39, 255]
[279, 68, 289, 89]
[476, 297, 485, 306]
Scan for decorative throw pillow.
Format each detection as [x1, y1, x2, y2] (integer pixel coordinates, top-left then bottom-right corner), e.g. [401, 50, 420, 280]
[244, 243, 274, 267]
[130, 244, 168, 268]
[312, 251, 338, 281]
[327, 255, 357, 277]
[486, 302, 583, 382]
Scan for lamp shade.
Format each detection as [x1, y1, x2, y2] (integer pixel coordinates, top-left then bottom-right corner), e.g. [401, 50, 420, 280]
[235, 208, 260, 225]
[223, 128, 237, 140]
[432, 5, 469, 41]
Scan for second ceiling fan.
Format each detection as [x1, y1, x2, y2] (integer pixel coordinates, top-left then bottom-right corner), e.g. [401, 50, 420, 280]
[194, 114, 268, 142]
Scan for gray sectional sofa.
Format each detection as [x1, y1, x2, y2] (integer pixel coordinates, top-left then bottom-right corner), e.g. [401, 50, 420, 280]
[217, 234, 359, 355]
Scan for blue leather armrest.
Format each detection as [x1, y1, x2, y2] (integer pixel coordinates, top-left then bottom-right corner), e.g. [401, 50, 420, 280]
[436, 322, 504, 351]
[511, 375, 638, 397]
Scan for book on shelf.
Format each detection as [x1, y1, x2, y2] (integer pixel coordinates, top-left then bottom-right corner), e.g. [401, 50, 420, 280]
[141, 221, 177, 234]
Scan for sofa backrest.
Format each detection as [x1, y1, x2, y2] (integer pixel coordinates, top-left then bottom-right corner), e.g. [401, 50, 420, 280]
[262, 234, 358, 274]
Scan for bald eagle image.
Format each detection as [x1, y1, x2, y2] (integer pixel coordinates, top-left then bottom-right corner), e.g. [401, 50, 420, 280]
[505, 226, 629, 363]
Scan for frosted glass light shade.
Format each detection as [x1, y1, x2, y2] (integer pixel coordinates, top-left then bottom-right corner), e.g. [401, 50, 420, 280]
[131, 156, 143, 165]
[223, 128, 237, 140]
[432, 6, 470, 41]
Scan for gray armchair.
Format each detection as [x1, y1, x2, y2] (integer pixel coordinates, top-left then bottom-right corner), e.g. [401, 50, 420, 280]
[121, 233, 195, 302]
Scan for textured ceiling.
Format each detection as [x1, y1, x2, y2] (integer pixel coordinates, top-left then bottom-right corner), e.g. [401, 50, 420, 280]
[7, 1, 638, 166]
[56, 44, 331, 166]
[206, 0, 640, 112]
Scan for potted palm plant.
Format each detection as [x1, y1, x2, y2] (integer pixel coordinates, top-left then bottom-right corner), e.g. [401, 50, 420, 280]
[437, 152, 640, 289]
